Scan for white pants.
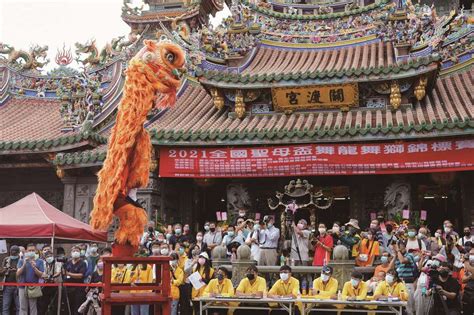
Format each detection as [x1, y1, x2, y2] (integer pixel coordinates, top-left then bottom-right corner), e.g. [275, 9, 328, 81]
[405, 283, 415, 315]
[18, 288, 38, 315]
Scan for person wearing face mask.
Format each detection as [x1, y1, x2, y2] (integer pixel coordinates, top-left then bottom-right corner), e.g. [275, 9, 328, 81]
[181, 224, 195, 245]
[203, 221, 223, 251]
[38, 251, 61, 315]
[268, 265, 300, 315]
[235, 265, 267, 315]
[203, 266, 234, 315]
[180, 244, 201, 315]
[382, 223, 398, 255]
[141, 221, 160, 249]
[432, 263, 461, 315]
[64, 246, 87, 315]
[406, 226, 426, 252]
[369, 220, 384, 245]
[192, 252, 214, 315]
[290, 219, 311, 266]
[330, 222, 342, 244]
[195, 231, 209, 255]
[340, 219, 361, 259]
[150, 242, 162, 257]
[341, 270, 368, 301]
[355, 230, 380, 267]
[167, 252, 184, 315]
[391, 240, 417, 314]
[40, 245, 52, 260]
[222, 225, 245, 247]
[312, 266, 338, 299]
[258, 215, 280, 266]
[458, 226, 474, 247]
[85, 243, 100, 280]
[442, 221, 459, 242]
[312, 223, 334, 266]
[461, 248, 474, 315]
[373, 270, 408, 301]
[245, 220, 262, 263]
[1, 245, 20, 315]
[16, 243, 45, 315]
[169, 223, 185, 249]
[374, 253, 393, 277]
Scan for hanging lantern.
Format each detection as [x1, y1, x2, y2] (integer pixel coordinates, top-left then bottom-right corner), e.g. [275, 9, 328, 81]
[211, 88, 225, 110]
[390, 81, 401, 109]
[414, 76, 427, 101]
[234, 89, 246, 119]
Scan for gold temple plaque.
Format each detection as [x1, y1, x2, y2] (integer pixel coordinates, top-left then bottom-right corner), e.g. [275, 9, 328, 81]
[271, 83, 359, 111]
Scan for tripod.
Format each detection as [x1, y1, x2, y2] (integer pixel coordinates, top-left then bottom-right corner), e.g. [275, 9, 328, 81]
[55, 264, 72, 315]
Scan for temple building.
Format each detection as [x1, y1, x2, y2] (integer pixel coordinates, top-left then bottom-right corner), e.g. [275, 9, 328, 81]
[0, 0, 473, 235]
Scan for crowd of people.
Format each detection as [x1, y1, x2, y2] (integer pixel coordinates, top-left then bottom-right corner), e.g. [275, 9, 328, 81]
[1, 214, 474, 315]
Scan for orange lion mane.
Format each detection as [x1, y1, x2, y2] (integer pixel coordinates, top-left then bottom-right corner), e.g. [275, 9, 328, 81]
[90, 39, 185, 247]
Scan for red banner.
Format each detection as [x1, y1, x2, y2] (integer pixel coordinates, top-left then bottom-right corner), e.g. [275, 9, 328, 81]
[159, 138, 474, 178]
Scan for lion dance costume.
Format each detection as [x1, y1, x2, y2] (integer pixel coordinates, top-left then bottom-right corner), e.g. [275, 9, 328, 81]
[90, 39, 185, 249]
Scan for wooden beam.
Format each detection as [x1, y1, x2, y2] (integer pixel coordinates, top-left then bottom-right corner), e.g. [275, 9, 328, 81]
[0, 163, 52, 168]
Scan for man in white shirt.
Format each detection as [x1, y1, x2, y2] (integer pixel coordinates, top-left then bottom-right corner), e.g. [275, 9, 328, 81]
[291, 219, 311, 265]
[406, 226, 426, 252]
[458, 226, 474, 246]
[203, 221, 222, 250]
[258, 216, 280, 266]
[245, 220, 261, 262]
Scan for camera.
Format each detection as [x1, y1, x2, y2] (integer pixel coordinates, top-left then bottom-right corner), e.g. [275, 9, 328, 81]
[56, 256, 68, 263]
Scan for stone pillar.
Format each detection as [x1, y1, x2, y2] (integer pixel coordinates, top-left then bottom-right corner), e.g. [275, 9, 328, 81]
[61, 177, 77, 217]
[231, 244, 255, 288]
[211, 245, 230, 268]
[328, 245, 353, 290]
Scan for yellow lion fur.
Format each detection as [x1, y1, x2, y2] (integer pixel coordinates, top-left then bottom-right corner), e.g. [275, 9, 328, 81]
[90, 39, 185, 246]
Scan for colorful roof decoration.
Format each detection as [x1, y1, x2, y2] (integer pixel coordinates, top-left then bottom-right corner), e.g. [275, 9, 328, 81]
[1, 0, 473, 169]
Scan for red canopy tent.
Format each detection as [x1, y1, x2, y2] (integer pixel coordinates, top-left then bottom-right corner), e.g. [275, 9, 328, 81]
[0, 192, 107, 243]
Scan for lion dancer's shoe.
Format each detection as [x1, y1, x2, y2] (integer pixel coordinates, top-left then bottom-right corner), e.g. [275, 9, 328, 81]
[111, 189, 148, 257]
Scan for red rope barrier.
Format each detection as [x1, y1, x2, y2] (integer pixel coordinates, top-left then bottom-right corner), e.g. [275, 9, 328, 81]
[0, 282, 104, 287]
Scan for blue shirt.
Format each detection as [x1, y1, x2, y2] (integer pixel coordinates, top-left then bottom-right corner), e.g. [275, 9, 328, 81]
[17, 259, 45, 286]
[395, 252, 416, 283]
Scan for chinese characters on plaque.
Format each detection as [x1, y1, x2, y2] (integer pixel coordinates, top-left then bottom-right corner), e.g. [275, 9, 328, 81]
[159, 139, 474, 178]
[271, 83, 359, 111]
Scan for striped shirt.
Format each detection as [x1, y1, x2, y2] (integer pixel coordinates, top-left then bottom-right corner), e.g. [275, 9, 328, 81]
[395, 252, 416, 283]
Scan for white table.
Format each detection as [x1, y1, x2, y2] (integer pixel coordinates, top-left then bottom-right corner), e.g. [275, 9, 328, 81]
[198, 296, 295, 315]
[198, 297, 406, 315]
[299, 298, 406, 315]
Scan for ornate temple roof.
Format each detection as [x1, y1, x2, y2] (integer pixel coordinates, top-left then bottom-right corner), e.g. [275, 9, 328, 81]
[0, 97, 106, 154]
[149, 68, 473, 145]
[199, 40, 441, 88]
[2, 0, 474, 169]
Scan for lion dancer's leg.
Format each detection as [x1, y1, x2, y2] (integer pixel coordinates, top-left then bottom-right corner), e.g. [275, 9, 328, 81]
[113, 128, 150, 248]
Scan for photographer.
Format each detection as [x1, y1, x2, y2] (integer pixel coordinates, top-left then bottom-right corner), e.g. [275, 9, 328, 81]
[258, 215, 280, 266]
[16, 243, 45, 315]
[290, 219, 311, 266]
[432, 263, 461, 315]
[38, 251, 61, 315]
[1, 245, 20, 315]
[140, 221, 160, 252]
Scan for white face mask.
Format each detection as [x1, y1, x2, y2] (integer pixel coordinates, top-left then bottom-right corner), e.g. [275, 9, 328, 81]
[385, 274, 394, 284]
[332, 226, 340, 233]
[469, 255, 474, 264]
[71, 251, 80, 259]
[435, 232, 441, 238]
[280, 273, 289, 281]
[160, 248, 169, 256]
[370, 224, 377, 229]
[196, 236, 203, 241]
[444, 227, 452, 234]
[318, 228, 326, 234]
[351, 279, 360, 287]
[321, 274, 330, 282]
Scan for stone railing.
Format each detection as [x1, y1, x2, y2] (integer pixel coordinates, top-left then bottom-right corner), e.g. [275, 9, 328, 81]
[212, 244, 376, 291]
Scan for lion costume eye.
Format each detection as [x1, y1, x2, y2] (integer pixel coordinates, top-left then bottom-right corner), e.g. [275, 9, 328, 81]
[165, 52, 175, 63]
